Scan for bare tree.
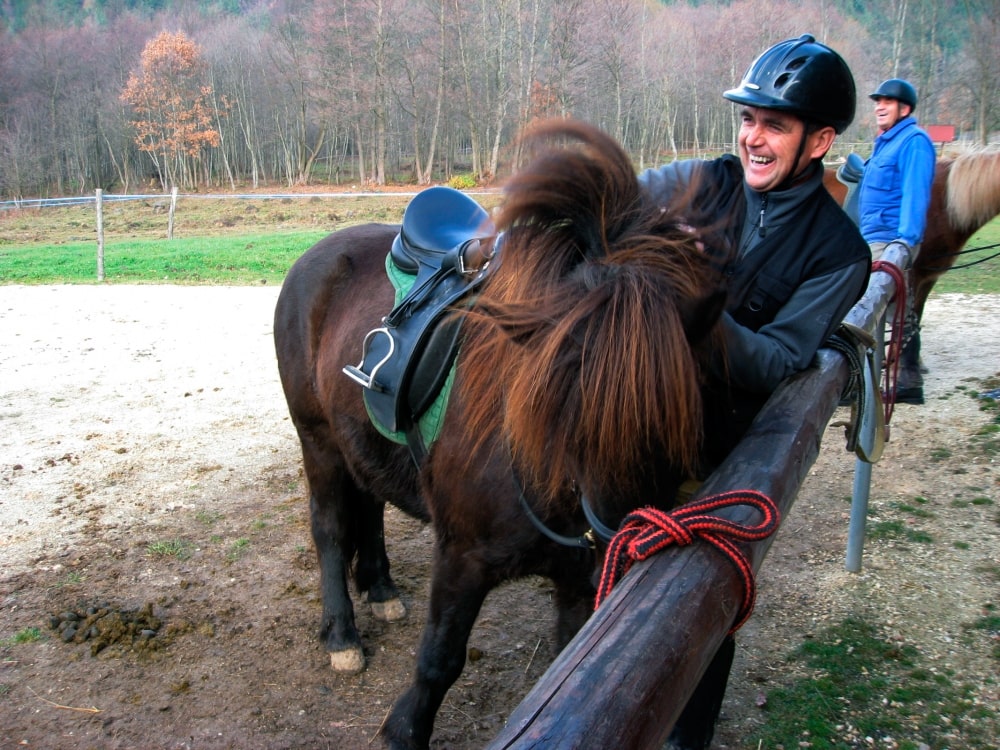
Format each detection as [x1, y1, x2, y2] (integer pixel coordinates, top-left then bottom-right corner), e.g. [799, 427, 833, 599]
[956, 0, 1000, 144]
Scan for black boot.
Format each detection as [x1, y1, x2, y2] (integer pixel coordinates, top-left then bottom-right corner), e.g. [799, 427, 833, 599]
[665, 635, 736, 749]
[895, 329, 924, 405]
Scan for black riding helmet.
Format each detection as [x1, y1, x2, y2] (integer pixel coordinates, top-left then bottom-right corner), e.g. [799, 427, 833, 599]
[723, 34, 857, 134]
[870, 78, 918, 110]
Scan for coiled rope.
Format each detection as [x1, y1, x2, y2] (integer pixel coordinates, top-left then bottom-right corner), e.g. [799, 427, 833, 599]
[871, 259, 908, 426]
[595, 490, 780, 633]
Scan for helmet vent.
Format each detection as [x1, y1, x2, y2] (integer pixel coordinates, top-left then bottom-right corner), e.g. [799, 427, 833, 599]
[774, 73, 791, 89]
[787, 56, 807, 70]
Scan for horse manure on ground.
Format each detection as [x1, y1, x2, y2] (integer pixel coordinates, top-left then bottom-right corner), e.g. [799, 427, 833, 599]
[46, 601, 188, 657]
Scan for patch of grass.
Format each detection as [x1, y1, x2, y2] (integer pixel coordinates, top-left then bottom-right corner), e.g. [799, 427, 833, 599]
[226, 538, 250, 562]
[0, 192, 502, 286]
[195, 510, 223, 525]
[868, 519, 934, 544]
[934, 217, 1000, 294]
[146, 539, 194, 560]
[973, 563, 1000, 582]
[966, 374, 1000, 458]
[893, 499, 935, 519]
[53, 571, 84, 587]
[756, 616, 991, 748]
[929, 445, 952, 462]
[1, 627, 43, 646]
[0, 232, 328, 285]
[965, 610, 1000, 660]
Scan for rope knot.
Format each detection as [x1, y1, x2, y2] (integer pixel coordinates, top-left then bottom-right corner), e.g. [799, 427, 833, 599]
[595, 489, 779, 633]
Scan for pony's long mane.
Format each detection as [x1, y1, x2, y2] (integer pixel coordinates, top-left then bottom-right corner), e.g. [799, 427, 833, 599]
[945, 149, 1000, 232]
[459, 119, 726, 506]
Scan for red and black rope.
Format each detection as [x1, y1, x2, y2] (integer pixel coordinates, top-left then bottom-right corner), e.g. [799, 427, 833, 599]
[871, 259, 907, 426]
[595, 490, 780, 633]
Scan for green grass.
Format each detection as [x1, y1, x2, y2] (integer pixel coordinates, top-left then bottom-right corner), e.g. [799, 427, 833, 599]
[756, 617, 994, 748]
[0, 203, 995, 289]
[0, 231, 327, 285]
[970, 374, 1000, 457]
[146, 538, 195, 560]
[1, 627, 43, 646]
[226, 537, 250, 562]
[933, 217, 1000, 295]
[868, 518, 934, 543]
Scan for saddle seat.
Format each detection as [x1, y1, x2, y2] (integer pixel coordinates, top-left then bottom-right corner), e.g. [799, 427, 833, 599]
[344, 187, 497, 462]
[390, 186, 494, 274]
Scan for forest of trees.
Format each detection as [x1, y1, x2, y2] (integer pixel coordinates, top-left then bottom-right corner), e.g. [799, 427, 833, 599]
[0, 0, 996, 198]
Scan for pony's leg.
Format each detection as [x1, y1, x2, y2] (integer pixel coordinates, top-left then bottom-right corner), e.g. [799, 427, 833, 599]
[665, 635, 736, 750]
[552, 556, 598, 649]
[300, 439, 367, 673]
[380, 549, 491, 750]
[355, 499, 407, 622]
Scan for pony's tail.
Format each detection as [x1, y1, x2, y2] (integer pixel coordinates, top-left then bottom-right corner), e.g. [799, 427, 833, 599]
[460, 119, 725, 504]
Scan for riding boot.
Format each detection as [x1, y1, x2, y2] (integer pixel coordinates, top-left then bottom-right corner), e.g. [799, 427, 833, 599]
[895, 329, 924, 405]
[664, 635, 736, 749]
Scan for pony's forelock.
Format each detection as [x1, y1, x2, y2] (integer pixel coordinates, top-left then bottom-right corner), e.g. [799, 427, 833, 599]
[458, 119, 725, 507]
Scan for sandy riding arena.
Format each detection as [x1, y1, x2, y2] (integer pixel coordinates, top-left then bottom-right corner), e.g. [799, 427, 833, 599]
[2, 285, 998, 748]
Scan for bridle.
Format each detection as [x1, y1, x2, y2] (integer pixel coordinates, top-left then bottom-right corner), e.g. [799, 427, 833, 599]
[513, 474, 617, 550]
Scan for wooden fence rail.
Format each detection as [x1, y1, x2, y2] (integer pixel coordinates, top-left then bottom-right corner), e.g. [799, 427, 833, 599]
[484, 245, 909, 749]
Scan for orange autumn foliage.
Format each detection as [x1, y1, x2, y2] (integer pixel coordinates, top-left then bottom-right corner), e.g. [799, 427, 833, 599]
[121, 31, 222, 161]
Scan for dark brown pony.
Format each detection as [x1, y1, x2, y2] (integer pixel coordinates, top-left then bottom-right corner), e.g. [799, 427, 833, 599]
[824, 150, 1000, 400]
[273, 120, 728, 749]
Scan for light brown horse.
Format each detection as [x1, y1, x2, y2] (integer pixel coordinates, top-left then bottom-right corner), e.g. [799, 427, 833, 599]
[274, 120, 729, 749]
[824, 149, 1000, 401]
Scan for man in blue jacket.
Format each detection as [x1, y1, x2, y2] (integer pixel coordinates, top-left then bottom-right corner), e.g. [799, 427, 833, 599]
[858, 78, 935, 403]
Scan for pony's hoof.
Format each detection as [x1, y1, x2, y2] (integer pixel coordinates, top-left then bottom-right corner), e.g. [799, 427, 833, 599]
[370, 597, 407, 622]
[328, 646, 365, 673]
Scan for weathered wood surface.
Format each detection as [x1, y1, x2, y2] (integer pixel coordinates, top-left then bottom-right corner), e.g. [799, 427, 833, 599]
[485, 247, 908, 749]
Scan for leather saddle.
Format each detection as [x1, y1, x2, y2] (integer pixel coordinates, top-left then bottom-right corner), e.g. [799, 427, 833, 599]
[343, 187, 496, 461]
[836, 152, 865, 226]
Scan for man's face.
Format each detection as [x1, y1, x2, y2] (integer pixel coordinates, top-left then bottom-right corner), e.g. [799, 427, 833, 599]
[872, 96, 907, 132]
[738, 106, 817, 193]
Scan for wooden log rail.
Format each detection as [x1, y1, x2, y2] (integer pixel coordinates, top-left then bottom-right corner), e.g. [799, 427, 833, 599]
[485, 244, 910, 749]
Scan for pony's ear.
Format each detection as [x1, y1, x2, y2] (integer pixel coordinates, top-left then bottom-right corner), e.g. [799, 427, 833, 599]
[682, 288, 728, 345]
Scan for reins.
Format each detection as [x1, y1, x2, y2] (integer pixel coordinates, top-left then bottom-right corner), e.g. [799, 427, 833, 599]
[512, 468, 615, 550]
[919, 240, 1000, 272]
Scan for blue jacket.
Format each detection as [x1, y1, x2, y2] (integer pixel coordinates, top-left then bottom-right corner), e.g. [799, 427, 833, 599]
[858, 116, 936, 247]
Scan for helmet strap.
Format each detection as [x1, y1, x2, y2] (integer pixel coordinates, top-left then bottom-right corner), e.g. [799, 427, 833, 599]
[774, 127, 812, 192]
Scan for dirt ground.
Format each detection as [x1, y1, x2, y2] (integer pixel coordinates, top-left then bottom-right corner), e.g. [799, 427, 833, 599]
[1, 285, 997, 750]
